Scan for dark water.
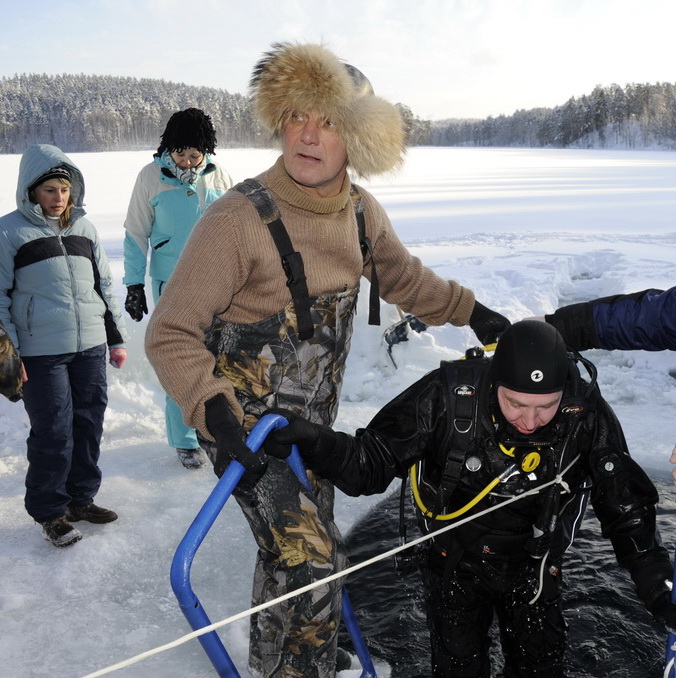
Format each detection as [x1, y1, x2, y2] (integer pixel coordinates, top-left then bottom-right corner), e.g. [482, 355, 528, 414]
[338, 472, 676, 678]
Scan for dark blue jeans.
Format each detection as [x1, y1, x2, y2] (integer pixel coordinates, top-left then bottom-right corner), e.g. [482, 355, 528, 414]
[22, 344, 108, 522]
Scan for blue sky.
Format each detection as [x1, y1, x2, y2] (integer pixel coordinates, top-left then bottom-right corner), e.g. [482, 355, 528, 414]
[2, 0, 675, 120]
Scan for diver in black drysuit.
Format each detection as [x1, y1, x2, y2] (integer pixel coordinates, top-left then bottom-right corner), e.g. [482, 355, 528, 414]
[263, 320, 676, 677]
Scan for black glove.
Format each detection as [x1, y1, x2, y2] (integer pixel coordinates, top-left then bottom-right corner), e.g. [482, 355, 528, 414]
[125, 284, 148, 322]
[261, 408, 322, 460]
[469, 301, 511, 345]
[204, 394, 267, 481]
[649, 591, 676, 629]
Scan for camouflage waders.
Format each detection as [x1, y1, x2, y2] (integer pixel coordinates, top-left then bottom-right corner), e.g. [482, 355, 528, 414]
[203, 288, 358, 678]
[0, 322, 22, 402]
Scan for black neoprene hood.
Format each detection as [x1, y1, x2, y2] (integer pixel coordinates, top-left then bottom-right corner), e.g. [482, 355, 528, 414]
[491, 320, 568, 394]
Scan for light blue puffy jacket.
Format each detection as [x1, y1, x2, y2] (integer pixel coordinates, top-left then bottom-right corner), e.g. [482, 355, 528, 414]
[122, 153, 232, 286]
[0, 144, 127, 356]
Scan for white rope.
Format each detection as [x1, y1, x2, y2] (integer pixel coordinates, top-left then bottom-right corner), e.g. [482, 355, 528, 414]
[79, 463, 578, 678]
[528, 549, 551, 606]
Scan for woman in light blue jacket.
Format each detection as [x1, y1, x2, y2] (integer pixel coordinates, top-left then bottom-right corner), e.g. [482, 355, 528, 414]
[0, 144, 128, 547]
[123, 108, 233, 469]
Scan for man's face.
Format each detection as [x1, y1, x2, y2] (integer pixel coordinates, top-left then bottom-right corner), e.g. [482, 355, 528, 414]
[282, 111, 348, 198]
[496, 386, 563, 435]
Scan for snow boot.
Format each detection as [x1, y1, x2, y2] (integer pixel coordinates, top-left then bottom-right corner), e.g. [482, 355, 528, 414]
[177, 447, 206, 469]
[66, 503, 118, 524]
[41, 516, 82, 547]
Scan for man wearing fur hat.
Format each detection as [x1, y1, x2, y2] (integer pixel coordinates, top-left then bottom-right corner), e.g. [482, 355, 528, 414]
[146, 42, 509, 677]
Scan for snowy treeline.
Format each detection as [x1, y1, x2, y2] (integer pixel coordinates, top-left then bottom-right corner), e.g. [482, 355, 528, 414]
[0, 73, 265, 153]
[1, 74, 675, 153]
[425, 82, 676, 149]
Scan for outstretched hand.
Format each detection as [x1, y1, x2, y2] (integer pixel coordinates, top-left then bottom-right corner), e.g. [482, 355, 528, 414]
[262, 409, 321, 460]
[469, 301, 511, 345]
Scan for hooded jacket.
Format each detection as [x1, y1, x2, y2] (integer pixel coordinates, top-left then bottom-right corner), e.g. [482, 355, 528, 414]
[122, 152, 232, 286]
[0, 144, 127, 356]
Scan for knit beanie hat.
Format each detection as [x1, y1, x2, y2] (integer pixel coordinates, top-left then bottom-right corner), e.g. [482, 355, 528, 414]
[157, 108, 217, 156]
[250, 42, 406, 179]
[491, 320, 569, 394]
[27, 165, 71, 194]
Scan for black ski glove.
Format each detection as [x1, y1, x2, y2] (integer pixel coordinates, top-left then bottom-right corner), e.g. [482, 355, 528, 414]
[125, 284, 148, 322]
[261, 409, 321, 459]
[261, 408, 337, 465]
[649, 591, 676, 629]
[204, 394, 267, 481]
[469, 301, 511, 345]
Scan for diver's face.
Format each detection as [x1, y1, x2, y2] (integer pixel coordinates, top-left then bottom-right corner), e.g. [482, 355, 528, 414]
[496, 386, 562, 435]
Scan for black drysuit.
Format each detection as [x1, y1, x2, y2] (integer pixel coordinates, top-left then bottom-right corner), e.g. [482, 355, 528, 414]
[296, 355, 673, 677]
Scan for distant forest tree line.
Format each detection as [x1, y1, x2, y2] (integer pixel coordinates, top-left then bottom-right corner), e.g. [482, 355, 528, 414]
[0, 73, 262, 153]
[406, 82, 676, 149]
[1, 73, 675, 153]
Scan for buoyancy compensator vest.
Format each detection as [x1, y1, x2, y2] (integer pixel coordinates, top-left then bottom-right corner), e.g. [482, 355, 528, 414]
[395, 347, 598, 572]
[395, 346, 491, 571]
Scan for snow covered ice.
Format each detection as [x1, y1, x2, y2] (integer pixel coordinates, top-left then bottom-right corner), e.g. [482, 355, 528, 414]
[1, 146, 675, 677]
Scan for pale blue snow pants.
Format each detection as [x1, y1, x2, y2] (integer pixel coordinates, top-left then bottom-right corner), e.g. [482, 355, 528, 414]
[152, 279, 198, 451]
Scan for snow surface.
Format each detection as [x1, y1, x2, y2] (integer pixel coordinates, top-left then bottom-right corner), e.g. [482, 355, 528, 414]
[1, 147, 676, 678]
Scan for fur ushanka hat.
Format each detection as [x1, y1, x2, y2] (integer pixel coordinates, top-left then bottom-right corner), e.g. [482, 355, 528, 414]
[250, 42, 406, 178]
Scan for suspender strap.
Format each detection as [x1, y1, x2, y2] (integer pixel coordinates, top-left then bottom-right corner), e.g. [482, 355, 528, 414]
[235, 179, 314, 340]
[266, 219, 313, 340]
[234, 177, 280, 222]
[235, 179, 381, 340]
[351, 186, 380, 326]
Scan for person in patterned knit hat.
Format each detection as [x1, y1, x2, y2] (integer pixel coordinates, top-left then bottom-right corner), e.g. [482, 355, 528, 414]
[122, 108, 233, 469]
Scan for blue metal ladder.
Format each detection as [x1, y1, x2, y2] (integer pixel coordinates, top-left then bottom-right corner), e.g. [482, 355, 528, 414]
[170, 413, 378, 677]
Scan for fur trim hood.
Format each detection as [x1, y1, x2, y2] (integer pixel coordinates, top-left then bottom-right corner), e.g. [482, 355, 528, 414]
[250, 42, 406, 178]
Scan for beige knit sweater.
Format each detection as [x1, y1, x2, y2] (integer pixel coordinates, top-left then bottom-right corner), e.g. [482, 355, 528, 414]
[145, 157, 475, 436]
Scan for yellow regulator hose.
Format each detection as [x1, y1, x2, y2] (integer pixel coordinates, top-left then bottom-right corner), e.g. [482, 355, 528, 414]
[410, 341, 504, 521]
[410, 462, 519, 520]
